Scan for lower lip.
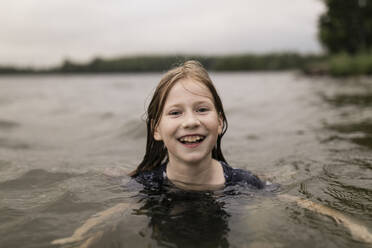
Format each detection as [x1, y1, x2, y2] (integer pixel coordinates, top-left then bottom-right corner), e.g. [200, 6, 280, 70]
[180, 140, 203, 148]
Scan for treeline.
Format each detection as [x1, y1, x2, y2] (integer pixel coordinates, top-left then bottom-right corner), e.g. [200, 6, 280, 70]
[309, 0, 372, 76]
[324, 52, 372, 76]
[0, 53, 324, 74]
[0, 66, 38, 74]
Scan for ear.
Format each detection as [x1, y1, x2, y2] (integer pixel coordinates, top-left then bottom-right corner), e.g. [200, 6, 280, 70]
[153, 124, 162, 141]
[217, 114, 223, 135]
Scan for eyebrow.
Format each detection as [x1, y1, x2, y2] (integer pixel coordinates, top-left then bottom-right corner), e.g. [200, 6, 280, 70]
[164, 100, 213, 110]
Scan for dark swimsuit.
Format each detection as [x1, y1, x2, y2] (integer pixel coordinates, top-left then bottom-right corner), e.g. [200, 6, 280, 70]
[133, 161, 269, 191]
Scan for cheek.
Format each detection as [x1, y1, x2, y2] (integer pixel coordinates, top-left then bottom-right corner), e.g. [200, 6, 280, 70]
[203, 117, 221, 134]
[159, 121, 177, 138]
[210, 114, 222, 128]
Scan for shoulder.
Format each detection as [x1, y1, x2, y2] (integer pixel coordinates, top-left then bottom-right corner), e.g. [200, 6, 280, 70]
[220, 161, 265, 189]
[132, 164, 166, 189]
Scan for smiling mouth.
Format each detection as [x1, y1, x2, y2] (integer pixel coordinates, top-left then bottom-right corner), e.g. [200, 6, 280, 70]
[178, 135, 206, 144]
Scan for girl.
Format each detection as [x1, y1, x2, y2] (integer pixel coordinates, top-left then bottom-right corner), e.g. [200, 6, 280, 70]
[130, 60, 264, 191]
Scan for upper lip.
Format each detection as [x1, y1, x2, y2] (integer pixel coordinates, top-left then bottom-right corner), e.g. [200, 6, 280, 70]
[178, 134, 206, 139]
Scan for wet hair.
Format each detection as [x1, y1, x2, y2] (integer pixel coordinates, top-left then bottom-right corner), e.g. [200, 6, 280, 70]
[129, 60, 228, 177]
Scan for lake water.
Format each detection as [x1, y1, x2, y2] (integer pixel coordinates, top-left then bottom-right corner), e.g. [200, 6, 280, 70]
[0, 72, 371, 248]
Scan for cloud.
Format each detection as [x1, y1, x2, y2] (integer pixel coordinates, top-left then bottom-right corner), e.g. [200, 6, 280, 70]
[0, 0, 325, 67]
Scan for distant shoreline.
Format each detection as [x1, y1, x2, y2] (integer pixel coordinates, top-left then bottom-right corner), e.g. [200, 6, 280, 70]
[2, 53, 371, 77]
[0, 53, 323, 74]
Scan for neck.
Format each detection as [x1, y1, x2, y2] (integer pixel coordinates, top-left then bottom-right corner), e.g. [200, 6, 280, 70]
[166, 157, 224, 186]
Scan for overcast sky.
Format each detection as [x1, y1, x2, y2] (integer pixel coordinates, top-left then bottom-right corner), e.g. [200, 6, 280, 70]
[1, 0, 325, 67]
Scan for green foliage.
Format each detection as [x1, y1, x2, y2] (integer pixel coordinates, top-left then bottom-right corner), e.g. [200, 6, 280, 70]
[0, 66, 36, 74]
[209, 53, 310, 71]
[55, 55, 214, 73]
[328, 52, 372, 76]
[55, 53, 322, 73]
[318, 0, 372, 54]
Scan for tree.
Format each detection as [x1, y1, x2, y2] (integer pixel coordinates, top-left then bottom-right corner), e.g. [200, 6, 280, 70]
[318, 0, 372, 54]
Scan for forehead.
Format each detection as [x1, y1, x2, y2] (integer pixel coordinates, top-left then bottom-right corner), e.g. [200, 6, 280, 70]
[165, 78, 214, 104]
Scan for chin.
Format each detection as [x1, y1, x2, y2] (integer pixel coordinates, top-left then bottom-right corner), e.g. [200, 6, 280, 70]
[180, 154, 211, 164]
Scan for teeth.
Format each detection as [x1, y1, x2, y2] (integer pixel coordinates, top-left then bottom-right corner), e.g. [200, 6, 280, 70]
[179, 135, 204, 143]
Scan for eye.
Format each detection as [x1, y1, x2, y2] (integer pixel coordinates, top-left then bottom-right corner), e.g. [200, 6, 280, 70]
[197, 107, 210, 113]
[168, 110, 182, 116]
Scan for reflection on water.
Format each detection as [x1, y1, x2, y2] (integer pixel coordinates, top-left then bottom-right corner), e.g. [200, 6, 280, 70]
[320, 87, 372, 149]
[91, 189, 231, 248]
[138, 191, 229, 248]
[0, 73, 372, 248]
[325, 121, 372, 149]
[321, 93, 372, 107]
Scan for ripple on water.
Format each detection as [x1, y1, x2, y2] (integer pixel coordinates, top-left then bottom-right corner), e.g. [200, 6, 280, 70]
[322, 181, 372, 219]
[0, 120, 25, 150]
[321, 158, 372, 218]
[0, 119, 20, 130]
[324, 120, 372, 150]
[0, 160, 12, 171]
[0, 169, 81, 213]
[0, 213, 62, 248]
[118, 119, 146, 140]
[0, 207, 25, 225]
[0, 169, 75, 190]
[42, 191, 101, 214]
[99, 111, 115, 120]
[321, 93, 372, 108]
[268, 157, 322, 185]
[0, 138, 30, 150]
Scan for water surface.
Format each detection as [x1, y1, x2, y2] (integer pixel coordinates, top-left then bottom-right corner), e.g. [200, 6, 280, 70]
[0, 72, 371, 247]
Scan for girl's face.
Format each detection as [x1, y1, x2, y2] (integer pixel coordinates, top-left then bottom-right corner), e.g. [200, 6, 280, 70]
[154, 78, 223, 165]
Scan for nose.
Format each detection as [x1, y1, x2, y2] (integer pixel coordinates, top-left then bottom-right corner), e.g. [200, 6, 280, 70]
[181, 111, 200, 129]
